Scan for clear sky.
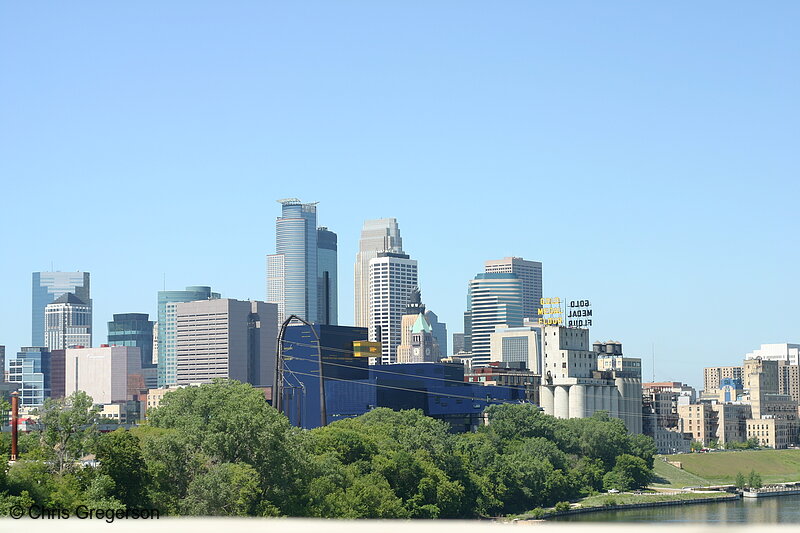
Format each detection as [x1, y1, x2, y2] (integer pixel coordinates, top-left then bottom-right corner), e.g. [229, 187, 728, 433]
[1, 2, 798, 390]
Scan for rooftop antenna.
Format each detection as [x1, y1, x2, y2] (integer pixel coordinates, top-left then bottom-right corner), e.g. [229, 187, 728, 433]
[652, 342, 656, 382]
[163, 273, 166, 291]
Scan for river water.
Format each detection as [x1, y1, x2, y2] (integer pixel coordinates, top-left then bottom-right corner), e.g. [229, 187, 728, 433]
[550, 494, 800, 523]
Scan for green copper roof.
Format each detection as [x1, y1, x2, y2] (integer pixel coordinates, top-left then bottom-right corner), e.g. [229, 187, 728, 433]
[411, 313, 432, 334]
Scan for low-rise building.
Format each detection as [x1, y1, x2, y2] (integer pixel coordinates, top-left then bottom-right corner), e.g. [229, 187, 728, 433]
[145, 386, 182, 414]
[746, 417, 793, 449]
[465, 361, 540, 404]
[65, 346, 143, 404]
[678, 403, 717, 445]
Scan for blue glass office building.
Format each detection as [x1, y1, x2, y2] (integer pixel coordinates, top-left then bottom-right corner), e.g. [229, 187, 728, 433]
[280, 323, 373, 429]
[32, 272, 91, 346]
[374, 362, 526, 432]
[108, 313, 155, 368]
[279, 326, 528, 432]
[157, 286, 220, 387]
[8, 347, 51, 407]
[464, 273, 523, 367]
[267, 199, 319, 324]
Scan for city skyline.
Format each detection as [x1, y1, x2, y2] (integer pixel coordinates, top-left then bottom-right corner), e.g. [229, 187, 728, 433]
[2, 3, 799, 390]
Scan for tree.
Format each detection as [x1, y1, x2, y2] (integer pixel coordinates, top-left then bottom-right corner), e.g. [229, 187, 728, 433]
[35, 391, 99, 473]
[612, 454, 651, 489]
[735, 472, 746, 489]
[140, 429, 203, 514]
[484, 404, 559, 442]
[627, 434, 657, 469]
[690, 440, 703, 452]
[748, 470, 762, 490]
[147, 380, 308, 515]
[569, 414, 630, 468]
[95, 428, 150, 507]
[181, 463, 264, 516]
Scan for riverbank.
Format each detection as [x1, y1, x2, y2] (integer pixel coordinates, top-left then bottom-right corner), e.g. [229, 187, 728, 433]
[514, 491, 736, 520]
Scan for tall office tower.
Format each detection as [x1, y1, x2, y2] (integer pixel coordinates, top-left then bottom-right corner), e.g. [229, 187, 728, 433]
[0, 346, 4, 383]
[464, 273, 523, 367]
[44, 293, 92, 350]
[108, 313, 156, 388]
[354, 218, 403, 328]
[157, 286, 220, 387]
[65, 346, 143, 404]
[174, 299, 278, 386]
[368, 251, 418, 364]
[8, 347, 51, 407]
[484, 257, 542, 320]
[317, 227, 338, 325]
[424, 310, 447, 358]
[267, 199, 319, 325]
[452, 333, 465, 355]
[32, 271, 91, 346]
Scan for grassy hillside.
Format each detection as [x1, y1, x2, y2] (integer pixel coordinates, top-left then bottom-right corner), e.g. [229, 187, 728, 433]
[651, 458, 711, 488]
[662, 450, 800, 484]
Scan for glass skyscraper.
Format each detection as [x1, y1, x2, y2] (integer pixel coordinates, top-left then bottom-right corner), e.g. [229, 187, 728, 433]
[484, 257, 543, 321]
[108, 313, 155, 369]
[267, 198, 325, 325]
[317, 227, 338, 325]
[464, 272, 523, 367]
[9, 347, 51, 407]
[32, 271, 91, 346]
[157, 286, 220, 387]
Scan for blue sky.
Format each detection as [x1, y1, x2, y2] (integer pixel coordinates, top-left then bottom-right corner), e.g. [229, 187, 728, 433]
[1, 2, 798, 389]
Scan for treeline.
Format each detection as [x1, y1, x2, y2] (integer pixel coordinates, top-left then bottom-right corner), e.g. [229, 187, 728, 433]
[0, 380, 656, 518]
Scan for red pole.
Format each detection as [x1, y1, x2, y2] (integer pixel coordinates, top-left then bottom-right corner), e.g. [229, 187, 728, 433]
[10, 391, 19, 462]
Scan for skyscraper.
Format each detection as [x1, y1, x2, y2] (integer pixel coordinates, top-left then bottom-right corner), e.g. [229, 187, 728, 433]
[354, 218, 403, 328]
[484, 257, 542, 320]
[32, 272, 91, 346]
[108, 313, 156, 387]
[464, 273, 523, 367]
[424, 310, 448, 358]
[368, 251, 418, 364]
[44, 293, 92, 350]
[157, 285, 220, 387]
[175, 299, 278, 386]
[317, 227, 338, 325]
[267, 199, 319, 324]
[452, 333, 465, 356]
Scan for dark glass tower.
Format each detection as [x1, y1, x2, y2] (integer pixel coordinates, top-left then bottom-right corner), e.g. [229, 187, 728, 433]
[108, 313, 155, 369]
[317, 227, 338, 325]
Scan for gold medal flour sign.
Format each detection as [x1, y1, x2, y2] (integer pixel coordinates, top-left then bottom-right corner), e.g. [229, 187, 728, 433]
[537, 297, 563, 325]
[567, 299, 593, 328]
